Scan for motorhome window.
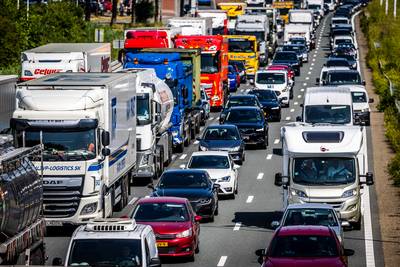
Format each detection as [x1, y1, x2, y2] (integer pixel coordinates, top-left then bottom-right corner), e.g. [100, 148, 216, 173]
[137, 93, 151, 124]
[302, 131, 344, 143]
[228, 39, 255, 53]
[226, 109, 262, 123]
[201, 53, 219, 73]
[283, 208, 338, 227]
[256, 73, 285, 84]
[327, 72, 361, 85]
[293, 158, 355, 185]
[305, 105, 351, 124]
[21, 129, 96, 161]
[68, 239, 142, 267]
[351, 92, 367, 103]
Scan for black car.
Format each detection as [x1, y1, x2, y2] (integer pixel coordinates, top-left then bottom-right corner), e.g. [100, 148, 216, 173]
[325, 57, 351, 68]
[330, 53, 357, 69]
[221, 106, 268, 149]
[229, 60, 247, 82]
[150, 169, 219, 221]
[272, 51, 301, 76]
[220, 94, 262, 121]
[248, 89, 281, 122]
[197, 124, 245, 164]
[281, 44, 308, 63]
[324, 70, 365, 86]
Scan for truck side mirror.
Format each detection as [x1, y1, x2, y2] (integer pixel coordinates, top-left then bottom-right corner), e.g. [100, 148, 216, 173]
[274, 172, 283, 186]
[155, 114, 162, 124]
[52, 257, 63, 266]
[182, 86, 188, 99]
[362, 80, 366, 86]
[366, 172, 374, 185]
[101, 131, 110, 146]
[296, 116, 302, 122]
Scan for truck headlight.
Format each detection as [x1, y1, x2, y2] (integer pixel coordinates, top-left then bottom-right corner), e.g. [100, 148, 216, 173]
[218, 176, 231, 182]
[176, 228, 192, 238]
[80, 202, 98, 215]
[341, 189, 357, 198]
[291, 189, 308, 198]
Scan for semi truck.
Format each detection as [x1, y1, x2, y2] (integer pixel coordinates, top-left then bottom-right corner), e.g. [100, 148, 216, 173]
[235, 14, 269, 65]
[11, 72, 139, 225]
[21, 43, 111, 81]
[174, 35, 229, 109]
[196, 10, 229, 35]
[167, 17, 213, 36]
[0, 75, 17, 131]
[275, 123, 374, 229]
[123, 28, 181, 49]
[123, 51, 195, 152]
[0, 135, 45, 265]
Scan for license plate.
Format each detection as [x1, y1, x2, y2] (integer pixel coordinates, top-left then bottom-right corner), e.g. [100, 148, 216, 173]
[157, 242, 168, 247]
[45, 220, 63, 227]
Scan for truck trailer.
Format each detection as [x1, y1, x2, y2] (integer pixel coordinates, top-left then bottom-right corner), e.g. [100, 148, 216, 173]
[0, 75, 17, 131]
[167, 17, 213, 36]
[196, 10, 229, 35]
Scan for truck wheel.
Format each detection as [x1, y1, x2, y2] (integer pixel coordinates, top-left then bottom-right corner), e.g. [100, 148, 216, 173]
[175, 142, 184, 153]
[114, 175, 129, 212]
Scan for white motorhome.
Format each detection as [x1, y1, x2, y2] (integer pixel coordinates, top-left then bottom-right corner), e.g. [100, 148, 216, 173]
[284, 24, 314, 49]
[235, 14, 269, 65]
[197, 10, 228, 35]
[255, 70, 291, 107]
[21, 43, 111, 81]
[167, 17, 212, 35]
[275, 123, 374, 229]
[11, 72, 140, 225]
[0, 75, 17, 131]
[299, 87, 354, 125]
[288, 9, 315, 31]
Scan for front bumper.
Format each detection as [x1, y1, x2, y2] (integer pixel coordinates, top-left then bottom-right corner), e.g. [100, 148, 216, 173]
[210, 179, 235, 195]
[229, 151, 244, 163]
[156, 236, 195, 257]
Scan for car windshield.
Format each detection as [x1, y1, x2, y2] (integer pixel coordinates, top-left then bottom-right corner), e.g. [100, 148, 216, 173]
[289, 39, 306, 45]
[203, 127, 240, 140]
[257, 73, 285, 84]
[335, 38, 353, 45]
[201, 53, 219, 73]
[305, 105, 351, 124]
[283, 45, 304, 53]
[226, 97, 258, 107]
[327, 72, 361, 84]
[228, 39, 255, 53]
[334, 54, 356, 61]
[249, 90, 278, 101]
[269, 235, 339, 257]
[352, 92, 367, 103]
[188, 155, 230, 169]
[21, 129, 96, 161]
[133, 203, 189, 222]
[225, 109, 262, 123]
[293, 158, 356, 185]
[327, 59, 350, 67]
[68, 239, 142, 267]
[274, 52, 297, 61]
[158, 172, 210, 188]
[333, 19, 348, 24]
[283, 208, 339, 227]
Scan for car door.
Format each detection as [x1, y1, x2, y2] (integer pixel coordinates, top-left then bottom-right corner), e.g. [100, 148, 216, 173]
[187, 201, 200, 237]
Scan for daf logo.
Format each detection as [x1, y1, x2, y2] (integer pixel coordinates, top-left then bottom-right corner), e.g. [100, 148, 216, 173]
[43, 180, 63, 185]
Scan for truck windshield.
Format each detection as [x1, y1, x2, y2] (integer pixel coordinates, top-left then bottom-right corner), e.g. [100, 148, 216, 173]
[305, 105, 351, 124]
[228, 39, 255, 53]
[201, 53, 219, 74]
[236, 31, 265, 41]
[21, 129, 96, 161]
[137, 93, 151, 125]
[68, 239, 142, 267]
[257, 73, 285, 84]
[293, 157, 356, 185]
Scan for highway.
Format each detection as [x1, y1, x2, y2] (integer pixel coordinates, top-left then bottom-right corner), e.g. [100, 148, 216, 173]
[44, 12, 384, 267]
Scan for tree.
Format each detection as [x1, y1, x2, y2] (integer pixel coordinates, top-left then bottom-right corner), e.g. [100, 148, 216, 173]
[111, 0, 118, 25]
[85, 0, 91, 21]
[154, 0, 159, 23]
[131, 0, 136, 24]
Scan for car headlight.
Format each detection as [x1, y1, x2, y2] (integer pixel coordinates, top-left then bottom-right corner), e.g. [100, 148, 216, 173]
[291, 189, 307, 198]
[231, 146, 241, 152]
[199, 198, 212, 205]
[176, 228, 192, 238]
[341, 189, 357, 198]
[80, 202, 98, 215]
[282, 87, 288, 92]
[255, 128, 264, 132]
[199, 145, 208, 151]
[271, 106, 280, 110]
[218, 176, 231, 182]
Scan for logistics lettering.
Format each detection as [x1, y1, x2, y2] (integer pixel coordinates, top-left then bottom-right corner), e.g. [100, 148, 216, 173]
[36, 165, 81, 171]
[34, 69, 62, 75]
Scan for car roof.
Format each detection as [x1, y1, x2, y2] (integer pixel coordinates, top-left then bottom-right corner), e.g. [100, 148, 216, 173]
[228, 106, 261, 111]
[257, 69, 287, 74]
[206, 124, 238, 129]
[286, 203, 335, 210]
[228, 94, 256, 99]
[277, 225, 333, 237]
[191, 151, 230, 157]
[137, 196, 188, 204]
[163, 169, 208, 174]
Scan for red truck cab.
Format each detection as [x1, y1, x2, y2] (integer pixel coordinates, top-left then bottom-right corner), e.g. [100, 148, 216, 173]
[174, 35, 228, 109]
[124, 28, 181, 49]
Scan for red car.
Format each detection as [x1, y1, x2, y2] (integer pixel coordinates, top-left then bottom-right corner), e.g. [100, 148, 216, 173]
[267, 64, 295, 83]
[132, 197, 201, 261]
[255, 226, 354, 267]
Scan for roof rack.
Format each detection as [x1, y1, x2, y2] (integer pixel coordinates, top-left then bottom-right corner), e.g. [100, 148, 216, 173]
[84, 219, 137, 232]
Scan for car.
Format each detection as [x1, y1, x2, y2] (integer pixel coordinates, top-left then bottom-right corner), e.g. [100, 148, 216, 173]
[131, 197, 201, 261]
[220, 94, 263, 119]
[221, 106, 269, 148]
[270, 203, 345, 244]
[229, 60, 247, 82]
[332, 35, 354, 50]
[254, 70, 291, 106]
[228, 65, 240, 92]
[197, 87, 210, 124]
[255, 225, 354, 267]
[149, 169, 219, 221]
[267, 64, 295, 84]
[324, 70, 365, 86]
[272, 51, 301, 76]
[325, 57, 351, 68]
[187, 151, 240, 198]
[332, 43, 357, 58]
[317, 66, 351, 85]
[197, 124, 245, 164]
[347, 85, 374, 126]
[248, 89, 282, 122]
[330, 53, 357, 69]
[281, 44, 309, 63]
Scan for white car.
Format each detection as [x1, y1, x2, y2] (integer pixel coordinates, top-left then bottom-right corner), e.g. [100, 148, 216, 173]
[317, 66, 350, 86]
[341, 85, 373, 126]
[254, 70, 291, 107]
[332, 35, 355, 50]
[187, 151, 239, 198]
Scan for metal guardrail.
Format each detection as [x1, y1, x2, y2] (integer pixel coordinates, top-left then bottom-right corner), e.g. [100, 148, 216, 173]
[378, 60, 400, 112]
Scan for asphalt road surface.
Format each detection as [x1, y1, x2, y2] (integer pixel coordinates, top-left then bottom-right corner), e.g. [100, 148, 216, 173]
[44, 12, 384, 267]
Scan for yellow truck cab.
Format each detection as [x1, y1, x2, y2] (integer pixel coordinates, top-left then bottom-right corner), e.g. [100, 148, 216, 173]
[272, 1, 294, 23]
[223, 35, 259, 81]
[217, 2, 247, 18]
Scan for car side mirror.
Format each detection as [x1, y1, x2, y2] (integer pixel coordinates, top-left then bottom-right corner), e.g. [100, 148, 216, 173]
[316, 77, 320, 84]
[147, 183, 155, 190]
[101, 130, 110, 146]
[101, 148, 111, 157]
[52, 258, 63, 266]
[270, 221, 280, 229]
[344, 248, 355, 257]
[149, 257, 162, 267]
[296, 116, 302, 122]
[369, 98, 374, 103]
[194, 215, 202, 222]
[362, 80, 366, 86]
[255, 248, 267, 257]
[196, 137, 202, 141]
[366, 172, 374, 185]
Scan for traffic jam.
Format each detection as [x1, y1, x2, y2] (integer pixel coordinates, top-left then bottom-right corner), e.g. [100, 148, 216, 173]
[0, 0, 377, 267]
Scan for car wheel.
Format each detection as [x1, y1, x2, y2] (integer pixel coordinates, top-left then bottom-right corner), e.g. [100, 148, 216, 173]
[187, 254, 195, 262]
[234, 181, 238, 195]
[352, 217, 362, 230]
[260, 138, 267, 149]
[174, 142, 184, 153]
[195, 240, 200, 254]
[214, 204, 219, 216]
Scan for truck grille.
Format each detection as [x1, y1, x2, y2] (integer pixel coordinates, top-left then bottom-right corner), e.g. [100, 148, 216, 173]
[43, 176, 83, 218]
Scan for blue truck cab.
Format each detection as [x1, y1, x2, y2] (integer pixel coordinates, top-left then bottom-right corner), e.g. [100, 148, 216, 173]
[124, 52, 193, 152]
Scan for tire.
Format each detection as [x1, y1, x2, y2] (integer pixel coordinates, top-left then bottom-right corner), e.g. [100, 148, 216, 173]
[230, 193, 236, 199]
[113, 175, 128, 212]
[195, 240, 200, 254]
[187, 254, 195, 262]
[184, 130, 191, 147]
[175, 142, 184, 153]
[260, 136, 267, 149]
[235, 181, 238, 194]
[158, 147, 164, 178]
[165, 136, 173, 166]
[214, 203, 219, 216]
[352, 216, 362, 230]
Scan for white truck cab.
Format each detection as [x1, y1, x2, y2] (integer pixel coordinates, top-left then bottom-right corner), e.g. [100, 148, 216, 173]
[255, 70, 290, 107]
[197, 10, 228, 35]
[62, 219, 161, 267]
[275, 123, 374, 229]
[167, 17, 212, 35]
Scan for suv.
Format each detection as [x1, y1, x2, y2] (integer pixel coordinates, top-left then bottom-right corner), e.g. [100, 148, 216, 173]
[61, 219, 161, 267]
[255, 70, 291, 107]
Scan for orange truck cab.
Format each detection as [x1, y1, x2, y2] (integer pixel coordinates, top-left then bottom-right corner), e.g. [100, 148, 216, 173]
[174, 35, 229, 109]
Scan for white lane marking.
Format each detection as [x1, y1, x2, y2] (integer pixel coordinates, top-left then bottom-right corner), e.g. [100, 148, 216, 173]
[194, 140, 199, 144]
[298, 95, 302, 98]
[305, 77, 310, 80]
[246, 195, 254, 203]
[233, 222, 242, 231]
[294, 102, 298, 105]
[313, 54, 317, 58]
[128, 197, 138, 205]
[309, 67, 313, 70]
[285, 116, 291, 121]
[171, 155, 177, 160]
[217, 256, 228, 266]
[179, 154, 187, 160]
[266, 154, 273, 160]
[363, 186, 376, 267]
[303, 82, 307, 86]
[208, 117, 214, 121]
[257, 172, 264, 179]
[307, 71, 311, 75]
[300, 88, 304, 92]
[311, 62, 315, 66]
[290, 109, 295, 112]
[274, 138, 280, 144]
[312, 58, 316, 62]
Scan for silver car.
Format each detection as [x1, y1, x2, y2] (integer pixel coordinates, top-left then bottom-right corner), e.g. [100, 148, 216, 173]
[271, 203, 346, 244]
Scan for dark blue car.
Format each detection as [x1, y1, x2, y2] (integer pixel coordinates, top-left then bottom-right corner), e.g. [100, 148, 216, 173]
[228, 65, 240, 92]
[248, 89, 282, 122]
